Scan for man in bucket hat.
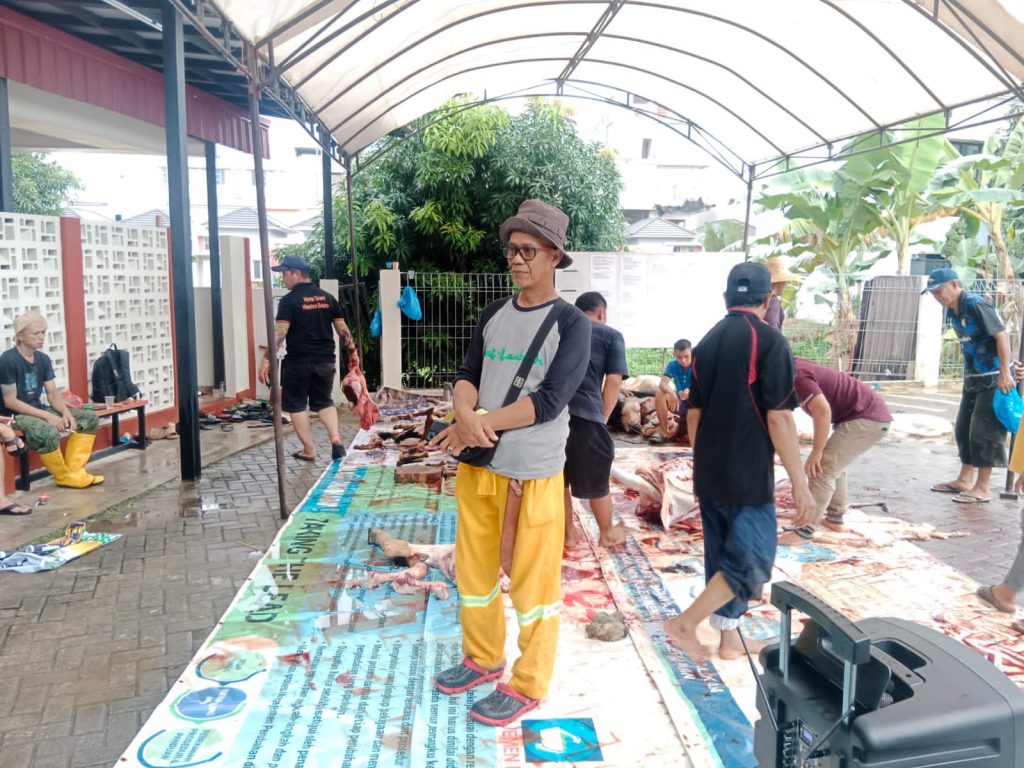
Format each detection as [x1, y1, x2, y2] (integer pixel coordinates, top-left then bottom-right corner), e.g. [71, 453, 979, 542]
[429, 199, 590, 726]
[924, 268, 1014, 503]
[763, 256, 800, 330]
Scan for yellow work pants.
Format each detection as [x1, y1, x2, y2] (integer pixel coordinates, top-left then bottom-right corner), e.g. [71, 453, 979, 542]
[454, 463, 565, 700]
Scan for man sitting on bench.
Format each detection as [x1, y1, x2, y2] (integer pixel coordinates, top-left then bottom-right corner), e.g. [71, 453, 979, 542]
[0, 311, 104, 489]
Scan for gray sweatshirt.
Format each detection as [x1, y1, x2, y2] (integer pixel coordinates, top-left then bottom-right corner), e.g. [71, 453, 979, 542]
[453, 295, 590, 479]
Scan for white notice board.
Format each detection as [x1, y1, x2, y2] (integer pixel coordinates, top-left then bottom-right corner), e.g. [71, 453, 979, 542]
[556, 252, 745, 348]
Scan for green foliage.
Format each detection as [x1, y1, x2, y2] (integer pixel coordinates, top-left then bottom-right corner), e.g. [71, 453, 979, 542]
[701, 220, 745, 251]
[280, 98, 626, 280]
[756, 139, 895, 367]
[12, 153, 81, 216]
[625, 348, 672, 376]
[841, 114, 957, 275]
[928, 116, 1024, 279]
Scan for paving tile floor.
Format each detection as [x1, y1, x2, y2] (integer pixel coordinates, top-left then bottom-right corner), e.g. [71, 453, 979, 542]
[0, 414, 358, 768]
[0, 393, 1021, 767]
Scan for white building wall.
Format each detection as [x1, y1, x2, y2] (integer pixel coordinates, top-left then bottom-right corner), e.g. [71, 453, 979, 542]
[0, 214, 69, 387]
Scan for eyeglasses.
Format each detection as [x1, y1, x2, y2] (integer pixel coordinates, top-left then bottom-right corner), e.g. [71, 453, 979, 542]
[505, 244, 552, 262]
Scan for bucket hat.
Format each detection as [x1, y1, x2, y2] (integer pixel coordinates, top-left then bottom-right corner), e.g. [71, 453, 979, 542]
[499, 199, 573, 268]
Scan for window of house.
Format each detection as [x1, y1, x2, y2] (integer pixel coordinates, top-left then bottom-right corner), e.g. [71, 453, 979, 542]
[641, 138, 652, 159]
[950, 139, 983, 156]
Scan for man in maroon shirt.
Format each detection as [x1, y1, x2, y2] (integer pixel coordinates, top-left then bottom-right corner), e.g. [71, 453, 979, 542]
[780, 358, 892, 544]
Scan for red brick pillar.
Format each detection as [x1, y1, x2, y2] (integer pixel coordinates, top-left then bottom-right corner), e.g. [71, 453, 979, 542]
[59, 216, 89, 397]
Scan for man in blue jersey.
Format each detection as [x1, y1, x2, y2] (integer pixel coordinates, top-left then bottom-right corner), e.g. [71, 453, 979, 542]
[651, 339, 692, 444]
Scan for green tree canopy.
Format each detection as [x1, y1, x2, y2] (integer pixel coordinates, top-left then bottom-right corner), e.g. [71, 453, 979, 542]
[12, 152, 82, 216]
[282, 98, 626, 279]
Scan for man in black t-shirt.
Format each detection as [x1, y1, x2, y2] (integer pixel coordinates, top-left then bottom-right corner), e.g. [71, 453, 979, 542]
[260, 255, 359, 462]
[563, 291, 629, 550]
[663, 263, 814, 660]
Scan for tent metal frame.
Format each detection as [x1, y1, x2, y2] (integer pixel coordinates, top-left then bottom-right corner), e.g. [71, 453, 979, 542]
[145, 0, 1024, 516]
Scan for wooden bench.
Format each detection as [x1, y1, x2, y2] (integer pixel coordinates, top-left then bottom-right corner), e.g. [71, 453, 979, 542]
[10, 399, 148, 491]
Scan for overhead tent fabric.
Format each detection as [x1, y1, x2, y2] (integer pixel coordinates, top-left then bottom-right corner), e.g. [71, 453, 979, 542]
[214, 0, 1024, 174]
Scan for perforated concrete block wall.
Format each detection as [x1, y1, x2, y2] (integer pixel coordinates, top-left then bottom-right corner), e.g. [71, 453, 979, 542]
[81, 223, 175, 411]
[0, 214, 70, 389]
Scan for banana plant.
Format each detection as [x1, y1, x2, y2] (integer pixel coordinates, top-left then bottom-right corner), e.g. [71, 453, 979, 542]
[928, 117, 1024, 281]
[845, 114, 958, 274]
[758, 162, 890, 368]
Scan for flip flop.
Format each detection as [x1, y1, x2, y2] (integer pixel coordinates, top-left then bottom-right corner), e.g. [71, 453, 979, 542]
[292, 452, 316, 462]
[931, 482, 965, 494]
[976, 584, 1016, 613]
[3, 436, 26, 456]
[952, 494, 992, 504]
[0, 501, 31, 516]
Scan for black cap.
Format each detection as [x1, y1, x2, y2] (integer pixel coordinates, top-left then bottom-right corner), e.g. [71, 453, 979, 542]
[271, 254, 310, 273]
[725, 262, 772, 306]
[921, 267, 958, 294]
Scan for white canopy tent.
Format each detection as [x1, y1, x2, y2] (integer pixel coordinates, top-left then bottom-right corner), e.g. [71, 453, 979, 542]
[174, 0, 1024, 518]
[211, 0, 1024, 177]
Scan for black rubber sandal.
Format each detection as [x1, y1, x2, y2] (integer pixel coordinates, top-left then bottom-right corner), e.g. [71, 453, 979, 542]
[469, 683, 539, 726]
[435, 657, 505, 695]
[0, 501, 31, 516]
[3, 437, 26, 456]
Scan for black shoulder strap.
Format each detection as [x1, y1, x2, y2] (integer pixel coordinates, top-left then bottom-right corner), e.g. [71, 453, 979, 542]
[104, 346, 123, 381]
[501, 299, 571, 407]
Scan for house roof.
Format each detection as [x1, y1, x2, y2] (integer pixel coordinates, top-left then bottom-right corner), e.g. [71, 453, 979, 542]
[213, 207, 295, 235]
[118, 208, 169, 227]
[627, 217, 695, 240]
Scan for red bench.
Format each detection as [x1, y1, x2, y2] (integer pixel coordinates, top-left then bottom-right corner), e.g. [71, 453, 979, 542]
[9, 399, 148, 491]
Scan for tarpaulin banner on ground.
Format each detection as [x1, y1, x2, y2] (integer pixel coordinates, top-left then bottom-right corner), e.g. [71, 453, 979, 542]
[122, 434, 1020, 768]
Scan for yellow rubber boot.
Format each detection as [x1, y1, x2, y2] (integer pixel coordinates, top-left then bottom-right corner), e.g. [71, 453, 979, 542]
[38, 449, 96, 489]
[65, 433, 104, 485]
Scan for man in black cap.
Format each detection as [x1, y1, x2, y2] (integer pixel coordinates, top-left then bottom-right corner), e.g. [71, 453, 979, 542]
[924, 267, 1013, 503]
[429, 199, 590, 727]
[259, 254, 359, 462]
[663, 262, 815, 660]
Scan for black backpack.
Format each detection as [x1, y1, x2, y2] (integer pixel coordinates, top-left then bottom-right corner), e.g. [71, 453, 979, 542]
[91, 344, 141, 403]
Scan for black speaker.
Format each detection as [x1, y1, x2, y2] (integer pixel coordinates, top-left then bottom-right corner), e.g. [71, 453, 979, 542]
[754, 582, 1024, 767]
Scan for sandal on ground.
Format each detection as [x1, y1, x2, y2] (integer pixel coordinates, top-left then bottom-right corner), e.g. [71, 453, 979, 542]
[952, 493, 992, 504]
[931, 482, 965, 494]
[469, 682, 540, 726]
[976, 585, 1016, 613]
[292, 452, 316, 463]
[434, 657, 505, 695]
[3, 437, 26, 456]
[0, 500, 31, 516]
[331, 443, 346, 461]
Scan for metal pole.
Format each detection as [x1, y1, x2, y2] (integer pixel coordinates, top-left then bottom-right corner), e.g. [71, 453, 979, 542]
[162, 1, 201, 480]
[741, 164, 754, 260]
[322, 147, 335, 280]
[206, 141, 226, 392]
[345, 156, 364, 355]
[0, 78, 12, 212]
[247, 45, 289, 519]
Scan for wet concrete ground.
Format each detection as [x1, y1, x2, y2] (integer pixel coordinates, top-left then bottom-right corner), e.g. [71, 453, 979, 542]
[0, 386, 1019, 767]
